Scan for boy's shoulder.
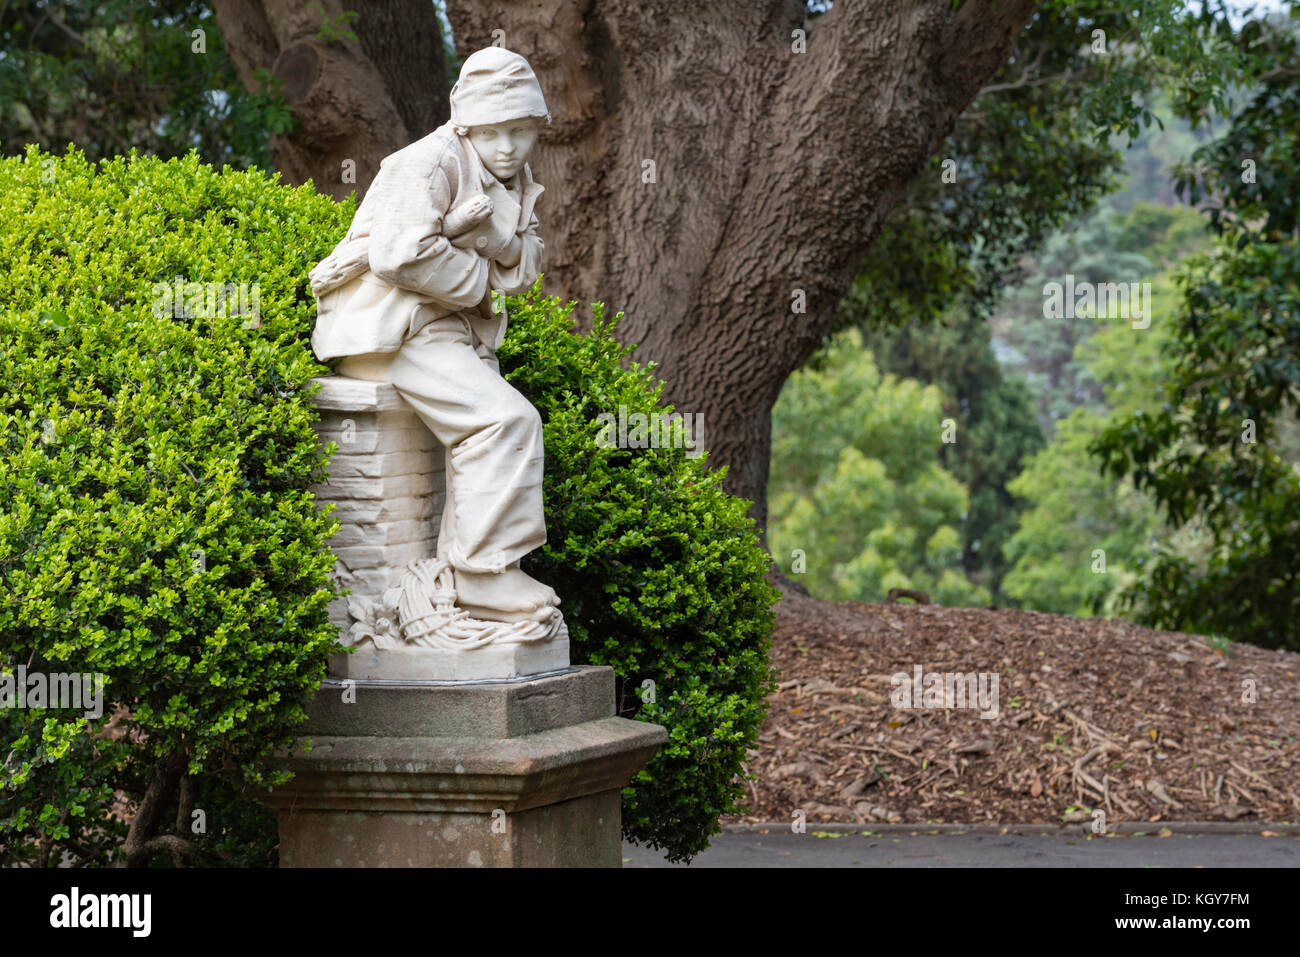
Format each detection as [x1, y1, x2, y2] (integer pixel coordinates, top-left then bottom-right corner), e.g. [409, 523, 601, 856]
[378, 124, 467, 182]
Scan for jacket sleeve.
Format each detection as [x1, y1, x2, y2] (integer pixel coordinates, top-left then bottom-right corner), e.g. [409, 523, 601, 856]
[368, 148, 489, 310]
[489, 208, 543, 295]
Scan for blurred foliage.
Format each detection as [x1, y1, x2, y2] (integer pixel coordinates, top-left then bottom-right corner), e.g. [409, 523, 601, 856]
[768, 329, 990, 608]
[1091, 6, 1300, 649]
[851, 308, 1044, 601]
[803, 2, 1244, 608]
[996, 201, 1209, 432]
[843, 2, 1240, 337]
[0, 0, 292, 167]
[1002, 273, 1186, 616]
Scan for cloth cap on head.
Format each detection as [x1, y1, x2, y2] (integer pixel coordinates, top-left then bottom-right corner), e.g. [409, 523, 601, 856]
[450, 47, 550, 128]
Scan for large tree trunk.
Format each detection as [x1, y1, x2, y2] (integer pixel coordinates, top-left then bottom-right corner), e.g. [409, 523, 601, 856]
[211, 0, 447, 200]
[444, 0, 1036, 527]
[219, 0, 1035, 528]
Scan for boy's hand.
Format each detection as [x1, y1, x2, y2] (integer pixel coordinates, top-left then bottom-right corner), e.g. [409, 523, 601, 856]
[444, 193, 494, 239]
[495, 234, 523, 269]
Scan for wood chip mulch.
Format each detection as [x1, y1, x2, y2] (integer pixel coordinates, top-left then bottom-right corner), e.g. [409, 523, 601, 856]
[721, 592, 1300, 827]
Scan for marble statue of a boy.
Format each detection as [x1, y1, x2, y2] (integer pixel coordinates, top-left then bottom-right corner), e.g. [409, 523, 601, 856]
[309, 47, 558, 626]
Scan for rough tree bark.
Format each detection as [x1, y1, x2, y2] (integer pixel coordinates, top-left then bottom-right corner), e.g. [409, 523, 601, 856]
[219, 0, 1037, 529]
[445, 0, 1037, 528]
[211, 0, 448, 200]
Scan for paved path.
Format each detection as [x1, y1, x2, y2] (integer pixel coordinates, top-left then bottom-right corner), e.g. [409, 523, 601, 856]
[621, 830, 1300, 867]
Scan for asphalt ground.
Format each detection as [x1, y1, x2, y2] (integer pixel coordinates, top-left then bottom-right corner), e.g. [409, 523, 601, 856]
[621, 823, 1300, 867]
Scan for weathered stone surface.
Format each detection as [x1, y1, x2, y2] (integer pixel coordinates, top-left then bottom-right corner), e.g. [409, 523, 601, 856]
[324, 493, 442, 525]
[329, 635, 571, 682]
[318, 427, 441, 455]
[327, 601, 352, 633]
[331, 518, 438, 548]
[267, 667, 668, 867]
[277, 717, 663, 815]
[321, 448, 440, 480]
[328, 539, 432, 570]
[319, 407, 425, 429]
[316, 471, 440, 500]
[304, 667, 611, 738]
[319, 410, 428, 432]
[318, 408, 426, 430]
[333, 562, 414, 593]
[275, 792, 623, 867]
[309, 376, 410, 412]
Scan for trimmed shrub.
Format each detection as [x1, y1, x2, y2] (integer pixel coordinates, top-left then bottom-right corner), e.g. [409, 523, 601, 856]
[1, 145, 777, 866]
[499, 291, 779, 862]
[0, 145, 349, 866]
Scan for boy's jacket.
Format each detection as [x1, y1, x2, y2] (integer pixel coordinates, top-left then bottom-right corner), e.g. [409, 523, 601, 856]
[309, 122, 544, 361]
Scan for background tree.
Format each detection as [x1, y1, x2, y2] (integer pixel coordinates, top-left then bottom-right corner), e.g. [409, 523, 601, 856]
[0, 0, 290, 167]
[211, 0, 449, 200]
[1092, 9, 1300, 648]
[825, 51, 1208, 601]
[3, 1, 1245, 535]
[769, 328, 990, 607]
[844, 10, 1130, 335]
[995, 201, 1207, 431]
[848, 310, 1044, 600]
[1001, 272, 1187, 615]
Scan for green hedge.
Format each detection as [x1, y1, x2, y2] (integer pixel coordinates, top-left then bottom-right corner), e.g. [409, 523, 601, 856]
[0, 146, 777, 866]
[499, 292, 778, 861]
[0, 146, 349, 865]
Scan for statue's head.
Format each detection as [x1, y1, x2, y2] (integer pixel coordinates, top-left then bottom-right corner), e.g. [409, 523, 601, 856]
[450, 48, 549, 181]
[462, 116, 544, 182]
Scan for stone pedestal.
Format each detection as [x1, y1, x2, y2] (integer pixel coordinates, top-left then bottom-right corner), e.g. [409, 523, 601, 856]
[311, 375, 445, 647]
[267, 666, 666, 867]
[311, 375, 570, 681]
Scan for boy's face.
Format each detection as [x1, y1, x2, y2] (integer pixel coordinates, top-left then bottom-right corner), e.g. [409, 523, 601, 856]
[466, 118, 540, 181]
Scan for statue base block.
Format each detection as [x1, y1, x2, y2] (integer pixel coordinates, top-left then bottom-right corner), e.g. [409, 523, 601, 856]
[267, 666, 666, 867]
[329, 636, 571, 682]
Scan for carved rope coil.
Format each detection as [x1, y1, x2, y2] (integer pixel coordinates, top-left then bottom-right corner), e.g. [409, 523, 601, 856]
[382, 557, 565, 650]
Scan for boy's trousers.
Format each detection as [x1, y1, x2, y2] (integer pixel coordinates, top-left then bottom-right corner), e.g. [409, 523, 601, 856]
[387, 313, 546, 574]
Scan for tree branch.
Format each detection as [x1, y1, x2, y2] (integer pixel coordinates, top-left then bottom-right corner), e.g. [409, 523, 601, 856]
[937, 0, 1041, 119]
[118, 749, 187, 868]
[133, 834, 194, 867]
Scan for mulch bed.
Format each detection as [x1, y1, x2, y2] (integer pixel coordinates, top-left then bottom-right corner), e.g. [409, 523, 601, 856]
[721, 592, 1300, 827]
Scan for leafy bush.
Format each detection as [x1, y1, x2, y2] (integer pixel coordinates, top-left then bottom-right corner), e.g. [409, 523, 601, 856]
[1, 145, 778, 865]
[1092, 14, 1300, 650]
[498, 290, 779, 863]
[0, 145, 349, 866]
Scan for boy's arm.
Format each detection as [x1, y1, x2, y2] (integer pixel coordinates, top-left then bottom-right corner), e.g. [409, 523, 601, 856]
[368, 151, 489, 310]
[489, 208, 543, 295]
